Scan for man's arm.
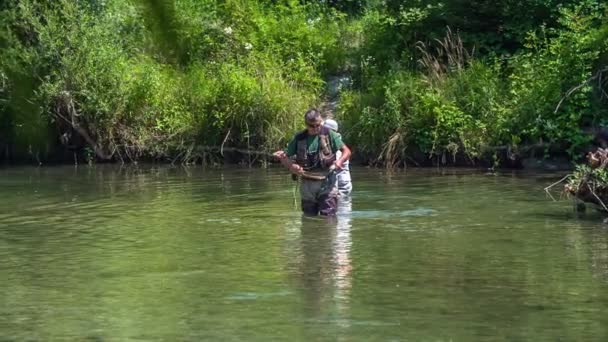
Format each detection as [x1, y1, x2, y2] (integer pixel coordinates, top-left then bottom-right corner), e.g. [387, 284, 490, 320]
[272, 148, 303, 175]
[334, 144, 351, 170]
[328, 130, 350, 170]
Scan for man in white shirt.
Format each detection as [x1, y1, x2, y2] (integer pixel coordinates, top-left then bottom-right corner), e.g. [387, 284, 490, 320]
[323, 119, 352, 197]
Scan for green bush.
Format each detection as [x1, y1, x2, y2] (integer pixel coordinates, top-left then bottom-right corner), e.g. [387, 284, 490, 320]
[1, 0, 606, 165]
[0, 0, 333, 163]
[340, 2, 607, 165]
[505, 4, 607, 155]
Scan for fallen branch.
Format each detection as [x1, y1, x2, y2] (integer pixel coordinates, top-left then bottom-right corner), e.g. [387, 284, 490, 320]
[587, 183, 608, 212]
[195, 145, 274, 158]
[544, 174, 570, 201]
[555, 66, 608, 114]
[220, 127, 232, 157]
[54, 91, 113, 160]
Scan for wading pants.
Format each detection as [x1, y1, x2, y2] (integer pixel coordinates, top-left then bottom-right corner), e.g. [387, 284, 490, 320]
[336, 169, 352, 196]
[300, 178, 338, 216]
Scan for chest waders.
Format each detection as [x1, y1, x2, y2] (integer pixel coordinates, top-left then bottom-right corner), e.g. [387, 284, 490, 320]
[294, 127, 339, 216]
[295, 127, 336, 178]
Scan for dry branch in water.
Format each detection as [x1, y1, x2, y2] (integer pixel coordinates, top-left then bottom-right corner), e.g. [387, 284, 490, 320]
[560, 148, 608, 212]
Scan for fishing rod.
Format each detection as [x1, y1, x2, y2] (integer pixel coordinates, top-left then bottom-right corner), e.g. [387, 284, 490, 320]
[196, 145, 276, 158]
[197, 146, 337, 182]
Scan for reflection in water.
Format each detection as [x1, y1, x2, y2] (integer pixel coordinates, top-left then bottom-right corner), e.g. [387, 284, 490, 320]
[334, 197, 353, 329]
[298, 217, 335, 317]
[288, 197, 353, 330]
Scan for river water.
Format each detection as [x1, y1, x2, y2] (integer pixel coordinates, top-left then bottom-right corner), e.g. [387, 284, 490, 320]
[1, 165, 608, 341]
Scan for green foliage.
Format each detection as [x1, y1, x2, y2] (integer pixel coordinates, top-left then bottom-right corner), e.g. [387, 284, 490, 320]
[506, 3, 607, 154]
[329, 0, 586, 54]
[342, 2, 608, 165]
[342, 62, 506, 163]
[0, 0, 606, 165]
[567, 164, 608, 194]
[0, 0, 331, 162]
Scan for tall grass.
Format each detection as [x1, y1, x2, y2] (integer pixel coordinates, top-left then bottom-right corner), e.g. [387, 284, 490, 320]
[0, 0, 345, 163]
[339, 3, 608, 167]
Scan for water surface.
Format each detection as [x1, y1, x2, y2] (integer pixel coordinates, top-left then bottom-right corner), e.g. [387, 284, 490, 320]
[1, 165, 607, 341]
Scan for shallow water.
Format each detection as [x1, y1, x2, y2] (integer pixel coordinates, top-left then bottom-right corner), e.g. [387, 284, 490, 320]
[1, 165, 608, 341]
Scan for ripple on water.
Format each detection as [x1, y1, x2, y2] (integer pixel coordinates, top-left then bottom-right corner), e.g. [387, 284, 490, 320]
[225, 290, 293, 301]
[350, 207, 437, 219]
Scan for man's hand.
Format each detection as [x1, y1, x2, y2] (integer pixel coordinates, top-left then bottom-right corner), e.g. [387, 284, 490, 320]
[273, 150, 287, 160]
[273, 150, 302, 175]
[333, 144, 351, 171]
[334, 159, 344, 170]
[289, 163, 303, 175]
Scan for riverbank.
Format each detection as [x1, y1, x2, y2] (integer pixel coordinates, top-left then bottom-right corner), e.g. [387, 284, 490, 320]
[1, 1, 605, 170]
[0, 142, 580, 172]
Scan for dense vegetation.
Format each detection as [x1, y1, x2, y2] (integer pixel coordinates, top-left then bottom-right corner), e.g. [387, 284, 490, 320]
[1, 0, 607, 166]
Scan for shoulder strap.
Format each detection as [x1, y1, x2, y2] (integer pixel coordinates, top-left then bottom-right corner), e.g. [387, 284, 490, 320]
[319, 126, 332, 155]
[295, 130, 308, 165]
[295, 129, 308, 141]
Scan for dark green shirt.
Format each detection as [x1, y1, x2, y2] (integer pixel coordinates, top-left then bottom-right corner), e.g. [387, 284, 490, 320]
[285, 130, 344, 157]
